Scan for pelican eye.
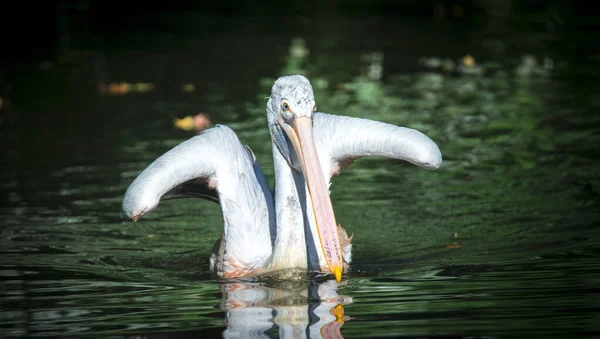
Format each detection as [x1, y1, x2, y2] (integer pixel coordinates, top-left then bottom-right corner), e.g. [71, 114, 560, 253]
[281, 102, 290, 112]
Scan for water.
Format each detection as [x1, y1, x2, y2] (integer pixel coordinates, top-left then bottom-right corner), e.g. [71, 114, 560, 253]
[2, 7, 600, 339]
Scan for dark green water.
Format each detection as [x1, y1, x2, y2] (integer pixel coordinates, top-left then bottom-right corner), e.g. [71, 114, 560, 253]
[2, 10, 600, 339]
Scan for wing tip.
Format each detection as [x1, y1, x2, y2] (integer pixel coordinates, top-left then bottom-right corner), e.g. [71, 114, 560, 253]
[121, 183, 158, 222]
[415, 142, 443, 170]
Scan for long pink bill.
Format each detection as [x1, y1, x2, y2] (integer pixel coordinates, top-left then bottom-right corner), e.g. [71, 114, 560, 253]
[281, 116, 344, 282]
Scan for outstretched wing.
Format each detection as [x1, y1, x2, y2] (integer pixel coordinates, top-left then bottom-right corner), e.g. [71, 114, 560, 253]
[121, 125, 272, 222]
[312, 113, 442, 180]
[122, 125, 276, 274]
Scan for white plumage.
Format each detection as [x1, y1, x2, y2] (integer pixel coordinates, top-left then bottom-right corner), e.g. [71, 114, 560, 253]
[122, 75, 442, 281]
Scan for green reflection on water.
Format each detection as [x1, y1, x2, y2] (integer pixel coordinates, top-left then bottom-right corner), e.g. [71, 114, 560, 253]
[1, 32, 599, 338]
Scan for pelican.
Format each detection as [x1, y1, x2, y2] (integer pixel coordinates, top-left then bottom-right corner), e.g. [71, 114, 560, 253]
[122, 75, 441, 282]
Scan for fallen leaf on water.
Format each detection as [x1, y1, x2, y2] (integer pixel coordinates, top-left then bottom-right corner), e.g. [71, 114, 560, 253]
[462, 54, 475, 67]
[174, 113, 212, 133]
[181, 83, 196, 93]
[135, 82, 154, 93]
[174, 116, 195, 131]
[97, 82, 155, 95]
[444, 244, 461, 249]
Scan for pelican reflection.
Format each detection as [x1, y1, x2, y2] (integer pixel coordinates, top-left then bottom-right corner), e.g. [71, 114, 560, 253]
[220, 277, 351, 339]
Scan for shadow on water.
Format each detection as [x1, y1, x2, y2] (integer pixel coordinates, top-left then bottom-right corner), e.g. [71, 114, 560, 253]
[2, 3, 600, 338]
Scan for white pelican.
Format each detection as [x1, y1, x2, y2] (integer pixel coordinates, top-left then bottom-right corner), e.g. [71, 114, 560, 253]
[122, 75, 442, 282]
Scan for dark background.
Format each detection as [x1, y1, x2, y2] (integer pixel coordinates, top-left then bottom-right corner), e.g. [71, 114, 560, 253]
[1, 0, 598, 136]
[1, 0, 596, 63]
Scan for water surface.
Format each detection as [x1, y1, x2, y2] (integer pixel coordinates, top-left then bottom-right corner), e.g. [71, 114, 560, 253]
[1, 9, 600, 339]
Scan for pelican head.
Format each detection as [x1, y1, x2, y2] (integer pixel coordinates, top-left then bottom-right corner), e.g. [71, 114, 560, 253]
[267, 75, 316, 120]
[267, 75, 316, 171]
[267, 75, 344, 282]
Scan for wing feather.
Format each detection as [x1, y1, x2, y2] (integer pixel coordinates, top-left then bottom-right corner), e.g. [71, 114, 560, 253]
[312, 113, 442, 180]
